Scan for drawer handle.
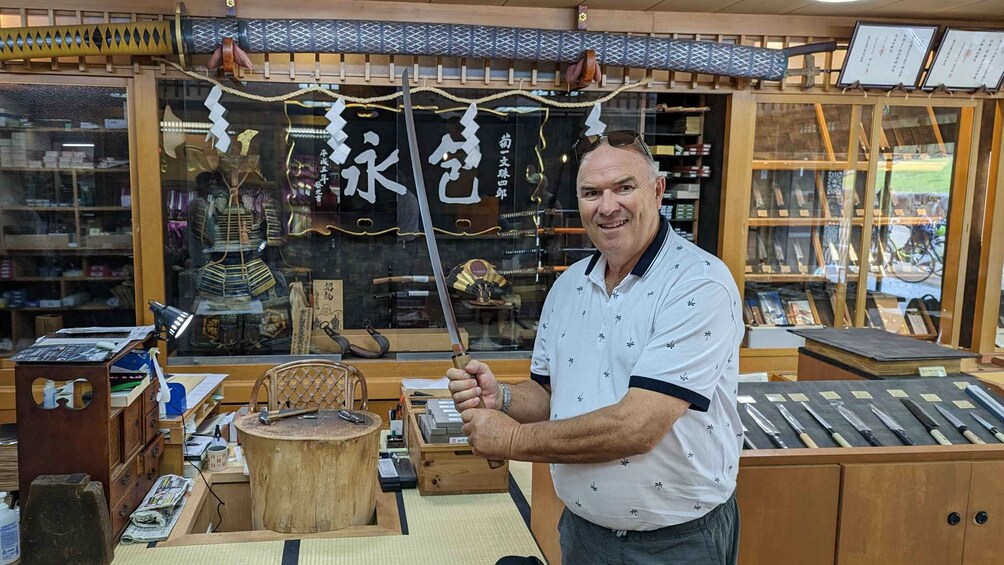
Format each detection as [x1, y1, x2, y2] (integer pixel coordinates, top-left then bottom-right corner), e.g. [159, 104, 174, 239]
[120, 472, 131, 485]
[152, 445, 160, 457]
[119, 505, 130, 517]
[975, 511, 989, 525]
[947, 512, 961, 526]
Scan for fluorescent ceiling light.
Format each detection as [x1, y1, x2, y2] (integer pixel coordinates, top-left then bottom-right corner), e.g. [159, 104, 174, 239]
[62, 143, 95, 147]
[815, 0, 860, 3]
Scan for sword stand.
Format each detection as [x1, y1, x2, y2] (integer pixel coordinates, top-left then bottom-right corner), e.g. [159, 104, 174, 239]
[463, 301, 516, 351]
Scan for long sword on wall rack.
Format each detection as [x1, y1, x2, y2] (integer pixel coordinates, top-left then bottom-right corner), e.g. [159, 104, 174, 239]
[0, 3, 834, 82]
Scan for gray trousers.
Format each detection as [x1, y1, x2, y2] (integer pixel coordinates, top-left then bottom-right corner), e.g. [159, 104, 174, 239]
[558, 493, 739, 565]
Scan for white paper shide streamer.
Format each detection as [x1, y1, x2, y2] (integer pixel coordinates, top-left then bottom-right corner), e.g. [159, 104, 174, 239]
[203, 85, 231, 153]
[460, 102, 481, 169]
[325, 97, 351, 165]
[583, 102, 606, 136]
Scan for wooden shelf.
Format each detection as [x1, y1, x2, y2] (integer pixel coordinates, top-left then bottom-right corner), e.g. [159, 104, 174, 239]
[0, 276, 129, 282]
[744, 273, 830, 283]
[0, 167, 128, 173]
[748, 217, 839, 227]
[752, 160, 869, 171]
[0, 305, 131, 312]
[0, 126, 127, 133]
[0, 248, 133, 255]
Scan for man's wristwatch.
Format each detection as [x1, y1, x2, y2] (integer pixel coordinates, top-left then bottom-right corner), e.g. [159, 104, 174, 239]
[498, 382, 512, 414]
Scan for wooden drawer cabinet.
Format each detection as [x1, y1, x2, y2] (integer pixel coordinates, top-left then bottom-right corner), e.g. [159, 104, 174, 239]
[15, 337, 164, 539]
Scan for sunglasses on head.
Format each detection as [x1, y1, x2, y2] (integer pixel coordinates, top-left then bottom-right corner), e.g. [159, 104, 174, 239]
[573, 130, 653, 163]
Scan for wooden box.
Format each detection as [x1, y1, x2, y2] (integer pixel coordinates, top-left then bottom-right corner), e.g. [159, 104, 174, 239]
[405, 401, 508, 496]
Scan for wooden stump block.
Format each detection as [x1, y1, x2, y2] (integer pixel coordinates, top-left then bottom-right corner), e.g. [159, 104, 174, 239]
[235, 410, 381, 534]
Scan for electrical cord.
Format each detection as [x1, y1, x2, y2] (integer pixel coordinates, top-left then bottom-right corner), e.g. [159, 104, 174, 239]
[177, 402, 226, 532]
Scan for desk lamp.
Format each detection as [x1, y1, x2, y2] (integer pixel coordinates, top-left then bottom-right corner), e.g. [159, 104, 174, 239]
[148, 300, 193, 417]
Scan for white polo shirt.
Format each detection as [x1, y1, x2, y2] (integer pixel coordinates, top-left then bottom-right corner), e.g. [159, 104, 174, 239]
[530, 217, 743, 531]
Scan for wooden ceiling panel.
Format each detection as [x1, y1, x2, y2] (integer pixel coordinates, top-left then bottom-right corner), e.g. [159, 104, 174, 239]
[934, 0, 1004, 21]
[501, 0, 581, 8]
[717, 0, 812, 15]
[790, 0, 902, 17]
[430, 0, 507, 6]
[576, 0, 663, 10]
[649, 0, 739, 12]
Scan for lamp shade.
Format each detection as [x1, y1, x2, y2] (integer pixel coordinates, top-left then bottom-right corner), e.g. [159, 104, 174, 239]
[148, 300, 193, 340]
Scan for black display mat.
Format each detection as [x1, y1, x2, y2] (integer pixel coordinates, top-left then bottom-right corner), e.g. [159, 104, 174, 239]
[738, 376, 1004, 449]
[787, 328, 978, 362]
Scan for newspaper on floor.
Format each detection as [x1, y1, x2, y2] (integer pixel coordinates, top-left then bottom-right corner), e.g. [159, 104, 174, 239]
[120, 474, 194, 544]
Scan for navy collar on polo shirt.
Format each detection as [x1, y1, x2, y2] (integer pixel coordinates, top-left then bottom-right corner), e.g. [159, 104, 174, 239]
[585, 215, 670, 278]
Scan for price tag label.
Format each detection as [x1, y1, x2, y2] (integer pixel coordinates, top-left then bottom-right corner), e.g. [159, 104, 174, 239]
[737, 395, 756, 404]
[953, 400, 975, 409]
[765, 394, 786, 402]
[918, 366, 947, 377]
[757, 210, 768, 217]
[745, 265, 753, 273]
[761, 265, 774, 273]
[894, 209, 905, 216]
[920, 394, 942, 402]
[799, 210, 810, 217]
[855, 208, 864, 216]
[917, 208, 928, 216]
[788, 393, 809, 402]
[779, 265, 792, 273]
[954, 381, 970, 390]
[887, 389, 909, 398]
[778, 210, 789, 217]
[851, 390, 873, 400]
[819, 391, 841, 400]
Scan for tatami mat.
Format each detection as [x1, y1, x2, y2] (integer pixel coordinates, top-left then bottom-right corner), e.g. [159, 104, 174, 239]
[112, 461, 543, 565]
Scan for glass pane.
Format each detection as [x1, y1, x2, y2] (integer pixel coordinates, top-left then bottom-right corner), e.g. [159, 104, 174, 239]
[744, 103, 872, 332]
[159, 80, 686, 359]
[998, 265, 1004, 351]
[0, 84, 135, 355]
[864, 105, 960, 338]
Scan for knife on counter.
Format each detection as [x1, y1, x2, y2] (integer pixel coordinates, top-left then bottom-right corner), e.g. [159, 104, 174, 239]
[802, 402, 852, 448]
[745, 404, 788, 449]
[741, 423, 758, 450]
[971, 412, 1004, 444]
[869, 404, 916, 446]
[835, 404, 883, 446]
[934, 405, 985, 445]
[776, 404, 818, 448]
[901, 399, 952, 446]
[965, 385, 1004, 423]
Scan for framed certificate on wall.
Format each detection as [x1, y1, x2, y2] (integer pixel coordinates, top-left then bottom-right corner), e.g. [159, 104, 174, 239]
[922, 28, 1004, 91]
[837, 22, 938, 89]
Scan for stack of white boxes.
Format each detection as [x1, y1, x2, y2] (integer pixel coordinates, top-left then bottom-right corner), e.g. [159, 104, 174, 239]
[8, 132, 27, 168]
[418, 398, 467, 444]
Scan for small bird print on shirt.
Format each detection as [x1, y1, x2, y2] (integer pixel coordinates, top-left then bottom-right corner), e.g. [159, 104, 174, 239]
[568, 357, 574, 366]
[687, 452, 694, 459]
[576, 286, 584, 294]
[615, 315, 622, 322]
[666, 340, 676, 349]
[577, 394, 583, 402]
[687, 298, 696, 307]
[693, 503, 702, 510]
[654, 482, 664, 490]
[629, 509, 639, 516]
[647, 291, 655, 298]
[575, 499, 582, 507]
[626, 339, 635, 348]
[620, 459, 630, 466]
[676, 245, 683, 251]
[680, 372, 690, 382]
[590, 482, 598, 491]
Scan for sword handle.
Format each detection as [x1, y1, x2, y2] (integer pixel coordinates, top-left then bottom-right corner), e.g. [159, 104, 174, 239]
[453, 352, 505, 469]
[798, 432, 819, 449]
[963, 430, 986, 445]
[994, 431, 1004, 444]
[831, 432, 852, 448]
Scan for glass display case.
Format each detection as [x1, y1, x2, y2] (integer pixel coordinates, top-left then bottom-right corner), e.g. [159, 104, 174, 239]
[743, 101, 964, 341]
[157, 81, 715, 360]
[0, 82, 136, 354]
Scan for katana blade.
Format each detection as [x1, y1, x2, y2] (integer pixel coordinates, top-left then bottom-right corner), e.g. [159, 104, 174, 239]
[401, 68, 465, 358]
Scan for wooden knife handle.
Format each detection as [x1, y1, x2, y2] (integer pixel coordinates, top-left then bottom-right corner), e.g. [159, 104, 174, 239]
[798, 432, 819, 449]
[963, 430, 986, 445]
[832, 433, 852, 448]
[931, 429, 953, 446]
[453, 352, 505, 470]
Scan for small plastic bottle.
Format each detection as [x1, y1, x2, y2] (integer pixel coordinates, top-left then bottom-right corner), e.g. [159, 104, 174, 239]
[0, 491, 19, 565]
[43, 380, 57, 409]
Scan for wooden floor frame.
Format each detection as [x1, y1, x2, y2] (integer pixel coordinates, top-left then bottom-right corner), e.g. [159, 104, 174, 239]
[156, 468, 403, 547]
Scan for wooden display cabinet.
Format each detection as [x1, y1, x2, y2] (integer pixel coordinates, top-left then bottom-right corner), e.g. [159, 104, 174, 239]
[15, 336, 163, 538]
[724, 94, 979, 364]
[0, 79, 139, 354]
